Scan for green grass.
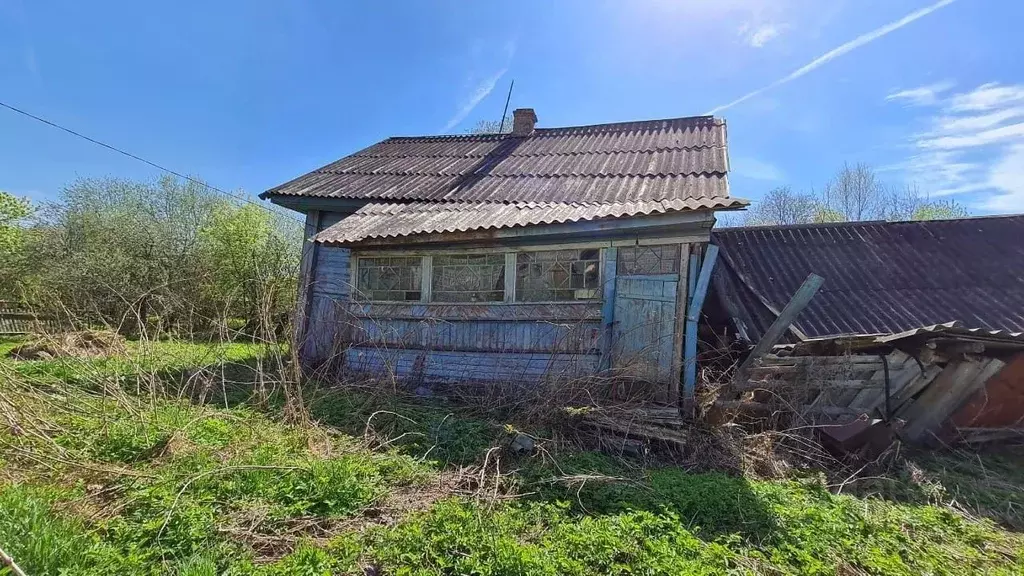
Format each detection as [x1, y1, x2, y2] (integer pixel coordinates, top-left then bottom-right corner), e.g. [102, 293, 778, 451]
[0, 485, 98, 575]
[1, 336, 275, 387]
[1, 337, 1022, 575]
[0, 335, 24, 358]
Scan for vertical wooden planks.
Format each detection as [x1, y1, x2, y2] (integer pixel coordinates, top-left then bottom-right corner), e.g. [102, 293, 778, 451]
[669, 243, 692, 405]
[296, 210, 321, 347]
[599, 247, 618, 372]
[683, 245, 718, 404]
[611, 275, 678, 382]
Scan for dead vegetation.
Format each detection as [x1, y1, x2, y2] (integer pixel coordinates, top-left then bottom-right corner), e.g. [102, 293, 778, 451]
[5, 329, 126, 360]
[2, 324, 1023, 574]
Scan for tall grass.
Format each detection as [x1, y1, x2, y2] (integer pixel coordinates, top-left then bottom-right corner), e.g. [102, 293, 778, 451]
[0, 485, 93, 575]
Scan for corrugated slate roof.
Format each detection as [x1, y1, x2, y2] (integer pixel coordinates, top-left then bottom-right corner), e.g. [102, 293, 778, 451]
[315, 197, 746, 245]
[710, 216, 1024, 342]
[264, 116, 733, 204]
[875, 321, 1024, 344]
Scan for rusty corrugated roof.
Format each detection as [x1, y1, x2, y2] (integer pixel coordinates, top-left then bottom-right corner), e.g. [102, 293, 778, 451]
[315, 197, 746, 245]
[710, 216, 1024, 342]
[264, 116, 733, 204]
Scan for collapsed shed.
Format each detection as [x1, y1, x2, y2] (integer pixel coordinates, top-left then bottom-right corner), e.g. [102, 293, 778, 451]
[708, 216, 1024, 444]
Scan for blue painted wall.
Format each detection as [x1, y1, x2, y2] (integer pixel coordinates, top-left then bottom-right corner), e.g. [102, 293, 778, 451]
[299, 210, 706, 388]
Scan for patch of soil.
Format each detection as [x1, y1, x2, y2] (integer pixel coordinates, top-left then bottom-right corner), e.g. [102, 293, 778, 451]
[225, 472, 462, 564]
[7, 330, 127, 360]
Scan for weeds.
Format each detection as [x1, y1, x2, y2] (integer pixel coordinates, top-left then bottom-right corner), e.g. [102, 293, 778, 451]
[0, 485, 96, 575]
[1, 336, 1023, 575]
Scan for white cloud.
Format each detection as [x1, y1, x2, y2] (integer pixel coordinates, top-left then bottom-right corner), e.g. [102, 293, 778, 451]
[441, 67, 508, 133]
[708, 0, 958, 114]
[440, 39, 517, 133]
[887, 81, 1024, 212]
[731, 156, 785, 181]
[886, 81, 954, 106]
[981, 144, 1024, 211]
[740, 22, 783, 47]
[919, 121, 1024, 150]
[949, 82, 1024, 112]
[935, 107, 1024, 133]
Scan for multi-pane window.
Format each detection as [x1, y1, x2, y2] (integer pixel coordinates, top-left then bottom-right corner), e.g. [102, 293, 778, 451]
[354, 249, 606, 302]
[617, 245, 680, 276]
[515, 249, 601, 301]
[356, 256, 422, 301]
[431, 254, 505, 302]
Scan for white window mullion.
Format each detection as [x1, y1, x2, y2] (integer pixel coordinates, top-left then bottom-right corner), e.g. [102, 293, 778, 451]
[421, 256, 432, 303]
[504, 252, 516, 302]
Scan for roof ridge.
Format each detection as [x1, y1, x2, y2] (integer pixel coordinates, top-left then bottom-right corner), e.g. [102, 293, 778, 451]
[355, 197, 744, 209]
[383, 115, 722, 141]
[535, 115, 721, 134]
[347, 145, 726, 160]
[317, 170, 729, 179]
[714, 213, 1024, 234]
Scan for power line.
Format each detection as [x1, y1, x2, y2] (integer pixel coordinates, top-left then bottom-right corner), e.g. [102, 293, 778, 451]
[0, 100, 304, 224]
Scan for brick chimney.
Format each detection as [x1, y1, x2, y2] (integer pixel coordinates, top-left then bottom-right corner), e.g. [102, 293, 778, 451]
[512, 108, 538, 136]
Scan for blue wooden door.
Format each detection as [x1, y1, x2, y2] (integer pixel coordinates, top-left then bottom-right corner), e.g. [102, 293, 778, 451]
[611, 275, 678, 382]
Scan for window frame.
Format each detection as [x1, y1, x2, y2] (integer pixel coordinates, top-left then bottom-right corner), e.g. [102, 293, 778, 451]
[352, 255, 425, 302]
[513, 247, 603, 303]
[351, 240, 681, 304]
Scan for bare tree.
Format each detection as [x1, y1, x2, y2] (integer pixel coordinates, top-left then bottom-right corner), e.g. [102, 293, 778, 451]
[820, 162, 885, 222]
[746, 186, 821, 225]
[883, 183, 970, 221]
[724, 163, 972, 229]
[466, 115, 512, 135]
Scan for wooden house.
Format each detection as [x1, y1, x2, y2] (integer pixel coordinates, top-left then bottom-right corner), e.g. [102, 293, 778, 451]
[261, 109, 747, 402]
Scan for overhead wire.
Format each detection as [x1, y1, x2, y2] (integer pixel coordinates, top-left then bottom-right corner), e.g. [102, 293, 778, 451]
[0, 100, 304, 224]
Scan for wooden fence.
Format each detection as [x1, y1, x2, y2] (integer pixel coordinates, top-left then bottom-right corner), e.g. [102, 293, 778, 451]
[0, 301, 56, 335]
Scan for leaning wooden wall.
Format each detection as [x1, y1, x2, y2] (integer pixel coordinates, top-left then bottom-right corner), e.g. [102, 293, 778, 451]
[720, 350, 1013, 443]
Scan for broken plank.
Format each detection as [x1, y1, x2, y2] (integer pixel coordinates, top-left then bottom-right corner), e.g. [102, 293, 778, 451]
[581, 414, 689, 446]
[901, 361, 983, 441]
[717, 400, 862, 418]
[761, 355, 885, 366]
[733, 274, 825, 385]
[891, 363, 943, 412]
[733, 378, 881, 394]
[954, 427, 1024, 444]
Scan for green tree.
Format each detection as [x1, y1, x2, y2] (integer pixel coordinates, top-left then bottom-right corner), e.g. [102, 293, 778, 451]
[199, 204, 301, 338]
[0, 191, 34, 298]
[0, 191, 31, 252]
[911, 200, 970, 221]
[34, 176, 221, 331]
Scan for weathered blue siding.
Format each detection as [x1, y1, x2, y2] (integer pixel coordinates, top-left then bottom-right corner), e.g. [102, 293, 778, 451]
[297, 212, 712, 388]
[300, 211, 353, 364]
[345, 348, 599, 383]
[305, 300, 603, 383]
[611, 275, 678, 382]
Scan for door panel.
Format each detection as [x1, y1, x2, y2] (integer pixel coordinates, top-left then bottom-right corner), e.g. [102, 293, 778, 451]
[611, 276, 678, 382]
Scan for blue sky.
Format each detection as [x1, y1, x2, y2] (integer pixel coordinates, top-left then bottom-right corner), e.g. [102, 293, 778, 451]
[3, 0, 1023, 213]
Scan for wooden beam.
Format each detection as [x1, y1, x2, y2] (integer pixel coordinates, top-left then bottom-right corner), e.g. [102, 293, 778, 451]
[669, 243, 692, 407]
[733, 274, 824, 385]
[504, 252, 517, 302]
[296, 210, 323, 348]
[599, 246, 618, 372]
[683, 244, 719, 405]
